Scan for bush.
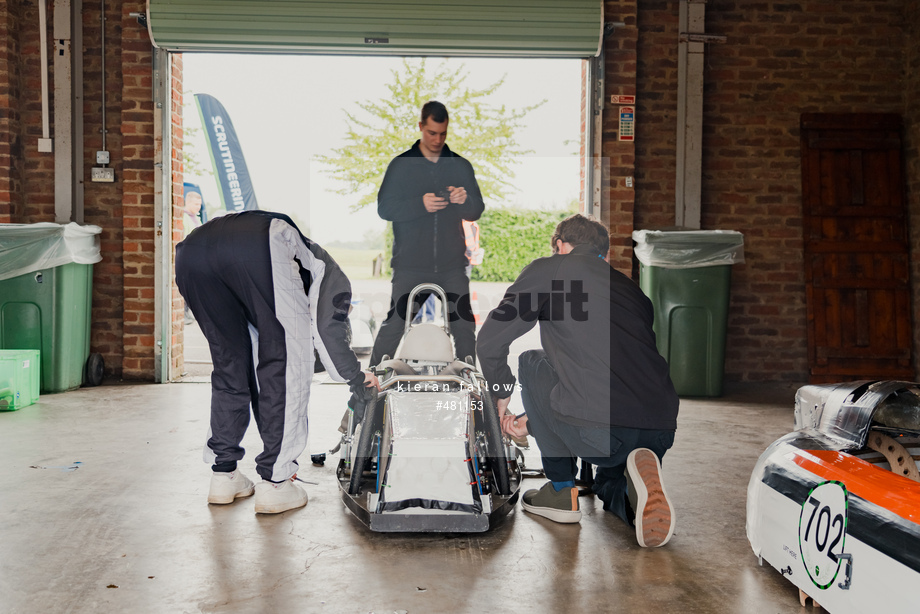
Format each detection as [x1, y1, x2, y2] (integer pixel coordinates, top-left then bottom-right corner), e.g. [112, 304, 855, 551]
[472, 208, 571, 282]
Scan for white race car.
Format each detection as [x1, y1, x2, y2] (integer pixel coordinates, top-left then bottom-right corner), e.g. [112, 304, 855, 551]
[336, 284, 522, 532]
[747, 381, 920, 611]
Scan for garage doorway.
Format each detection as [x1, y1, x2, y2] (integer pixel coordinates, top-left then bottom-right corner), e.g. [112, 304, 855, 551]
[147, 1, 608, 381]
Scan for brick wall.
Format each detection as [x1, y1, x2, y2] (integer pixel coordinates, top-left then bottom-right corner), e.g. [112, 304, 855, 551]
[0, 1, 23, 223]
[17, 1, 53, 223]
[3, 1, 918, 385]
[83, 0, 127, 378]
[603, 2, 639, 272]
[119, 2, 158, 379]
[626, 0, 914, 383]
[0, 0, 182, 382]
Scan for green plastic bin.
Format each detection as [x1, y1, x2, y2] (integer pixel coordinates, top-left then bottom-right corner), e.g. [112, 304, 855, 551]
[633, 230, 744, 397]
[0, 223, 104, 393]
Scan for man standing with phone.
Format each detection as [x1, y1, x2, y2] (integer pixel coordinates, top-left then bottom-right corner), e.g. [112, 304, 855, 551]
[369, 100, 485, 366]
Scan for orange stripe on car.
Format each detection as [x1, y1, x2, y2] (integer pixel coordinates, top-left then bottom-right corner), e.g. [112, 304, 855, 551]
[790, 449, 920, 524]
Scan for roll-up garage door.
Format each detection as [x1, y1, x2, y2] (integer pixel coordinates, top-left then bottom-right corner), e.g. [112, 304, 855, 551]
[146, 0, 602, 57]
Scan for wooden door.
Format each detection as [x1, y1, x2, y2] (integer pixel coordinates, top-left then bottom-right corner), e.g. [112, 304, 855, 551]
[801, 113, 914, 383]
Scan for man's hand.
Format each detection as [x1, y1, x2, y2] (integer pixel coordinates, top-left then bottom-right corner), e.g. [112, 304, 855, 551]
[423, 193, 450, 213]
[363, 371, 381, 391]
[447, 186, 468, 205]
[501, 414, 529, 439]
[495, 395, 511, 416]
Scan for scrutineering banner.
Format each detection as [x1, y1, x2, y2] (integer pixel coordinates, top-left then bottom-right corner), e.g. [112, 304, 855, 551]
[195, 93, 259, 213]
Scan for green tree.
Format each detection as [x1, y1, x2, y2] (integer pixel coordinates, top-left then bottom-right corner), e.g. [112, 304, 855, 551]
[318, 58, 544, 211]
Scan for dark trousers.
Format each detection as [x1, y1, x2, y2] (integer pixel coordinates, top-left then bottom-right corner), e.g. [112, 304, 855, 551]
[369, 268, 476, 366]
[176, 220, 313, 483]
[518, 349, 675, 524]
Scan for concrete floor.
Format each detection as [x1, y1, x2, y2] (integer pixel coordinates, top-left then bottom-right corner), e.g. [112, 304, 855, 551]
[2, 375, 817, 613]
[2, 282, 817, 613]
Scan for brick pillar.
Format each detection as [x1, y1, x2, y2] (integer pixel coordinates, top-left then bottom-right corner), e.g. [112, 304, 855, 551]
[0, 0, 22, 223]
[83, 0, 127, 376]
[120, 2, 156, 379]
[603, 1, 638, 274]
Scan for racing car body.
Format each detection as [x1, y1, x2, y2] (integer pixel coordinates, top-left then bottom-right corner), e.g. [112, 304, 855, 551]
[337, 284, 522, 532]
[747, 381, 920, 611]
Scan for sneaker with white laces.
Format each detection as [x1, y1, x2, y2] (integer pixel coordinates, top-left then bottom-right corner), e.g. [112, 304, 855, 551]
[626, 448, 675, 547]
[521, 481, 581, 523]
[253, 477, 308, 514]
[207, 470, 255, 505]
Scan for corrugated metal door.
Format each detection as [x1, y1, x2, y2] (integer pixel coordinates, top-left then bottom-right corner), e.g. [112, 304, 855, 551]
[146, 0, 602, 57]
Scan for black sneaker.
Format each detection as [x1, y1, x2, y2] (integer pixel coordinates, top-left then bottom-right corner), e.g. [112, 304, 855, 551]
[521, 482, 582, 523]
[625, 448, 675, 547]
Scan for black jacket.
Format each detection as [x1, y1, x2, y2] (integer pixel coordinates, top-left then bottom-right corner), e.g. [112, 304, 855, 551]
[477, 244, 679, 430]
[377, 141, 484, 273]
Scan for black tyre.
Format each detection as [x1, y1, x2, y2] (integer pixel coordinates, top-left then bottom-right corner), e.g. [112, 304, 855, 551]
[348, 389, 379, 495]
[84, 353, 104, 387]
[480, 388, 511, 495]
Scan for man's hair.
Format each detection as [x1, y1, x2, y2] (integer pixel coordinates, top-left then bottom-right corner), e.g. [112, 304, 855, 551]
[551, 214, 610, 256]
[421, 100, 449, 124]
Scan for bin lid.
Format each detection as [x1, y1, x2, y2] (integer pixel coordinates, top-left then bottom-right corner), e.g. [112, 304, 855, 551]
[0, 222, 102, 281]
[632, 229, 744, 269]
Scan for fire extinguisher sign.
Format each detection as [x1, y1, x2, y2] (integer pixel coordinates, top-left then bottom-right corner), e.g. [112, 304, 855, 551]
[619, 106, 635, 142]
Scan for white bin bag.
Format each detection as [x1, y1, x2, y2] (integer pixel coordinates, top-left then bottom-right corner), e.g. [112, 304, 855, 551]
[0, 222, 102, 282]
[632, 229, 744, 269]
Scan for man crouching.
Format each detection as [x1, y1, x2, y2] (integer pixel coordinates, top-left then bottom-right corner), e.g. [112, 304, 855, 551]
[477, 214, 679, 546]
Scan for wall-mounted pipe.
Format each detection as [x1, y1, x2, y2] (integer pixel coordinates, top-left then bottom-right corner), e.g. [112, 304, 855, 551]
[100, 0, 106, 153]
[53, 0, 73, 222]
[38, 0, 52, 151]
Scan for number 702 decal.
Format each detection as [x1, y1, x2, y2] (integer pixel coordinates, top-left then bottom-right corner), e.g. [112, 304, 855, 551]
[798, 480, 849, 589]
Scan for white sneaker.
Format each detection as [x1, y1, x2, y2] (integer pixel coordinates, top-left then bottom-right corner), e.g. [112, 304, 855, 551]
[626, 448, 675, 547]
[207, 470, 255, 505]
[253, 477, 308, 514]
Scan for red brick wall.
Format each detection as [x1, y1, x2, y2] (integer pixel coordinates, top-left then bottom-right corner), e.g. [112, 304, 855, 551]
[604, 3, 639, 272]
[16, 1, 54, 223]
[0, 0, 183, 382]
[0, 1, 23, 223]
[625, 0, 914, 384]
[84, 0, 128, 378]
[3, 1, 918, 385]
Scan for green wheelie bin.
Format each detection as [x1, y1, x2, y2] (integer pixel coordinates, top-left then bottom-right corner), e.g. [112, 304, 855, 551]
[633, 229, 744, 397]
[0, 222, 104, 393]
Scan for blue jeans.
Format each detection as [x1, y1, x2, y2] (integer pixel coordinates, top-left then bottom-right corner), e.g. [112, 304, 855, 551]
[518, 350, 675, 524]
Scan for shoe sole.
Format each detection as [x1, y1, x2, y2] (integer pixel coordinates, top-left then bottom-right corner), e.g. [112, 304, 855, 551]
[254, 493, 308, 514]
[207, 484, 255, 505]
[627, 449, 675, 547]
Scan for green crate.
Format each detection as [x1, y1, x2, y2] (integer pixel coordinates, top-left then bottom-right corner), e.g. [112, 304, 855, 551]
[0, 349, 41, 410]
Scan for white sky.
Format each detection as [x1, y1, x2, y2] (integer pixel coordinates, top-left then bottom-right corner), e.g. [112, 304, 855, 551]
[182, 54, 583, 243]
